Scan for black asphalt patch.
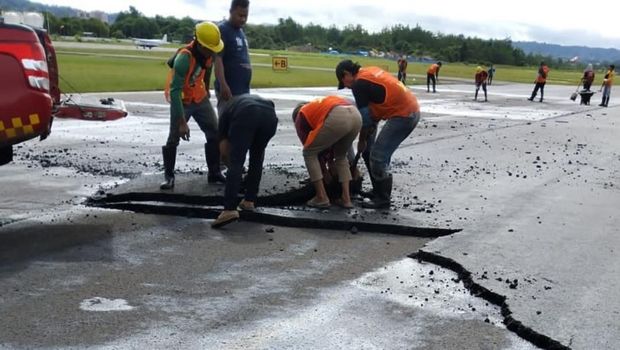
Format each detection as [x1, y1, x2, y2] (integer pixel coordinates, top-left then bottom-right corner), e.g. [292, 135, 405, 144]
[87, 167, 458, 238]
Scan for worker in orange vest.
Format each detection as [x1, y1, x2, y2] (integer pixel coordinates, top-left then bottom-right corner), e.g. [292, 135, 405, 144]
[292, 96, 362, 209]
[427, 61, 442, 93]
[474, 66, 489, 102]
[161, 22, 226, 190]
[528, 61, 550, 102]
[336, 60, 421, 209]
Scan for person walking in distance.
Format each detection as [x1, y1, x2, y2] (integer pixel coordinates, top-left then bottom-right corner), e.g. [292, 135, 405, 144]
[474, 66, 488, 102]
[161, 22, 226, 190]
[212, 94, 278, 228]
[528, 61, 550, 102]
[397, 55, 408, 84]
[214, 0, 251, 112]
[487, 64, 496, 85]
[599, 64, 615, 107]
[427, 61, 442, 93]
[336, 60, 421, 209]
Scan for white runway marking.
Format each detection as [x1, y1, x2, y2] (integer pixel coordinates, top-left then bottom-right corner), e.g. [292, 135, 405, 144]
[79, 297, 135, 312]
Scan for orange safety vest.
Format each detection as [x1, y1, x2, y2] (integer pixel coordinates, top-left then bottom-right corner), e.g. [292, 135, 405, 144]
[299, 95, 351, 147]
[164, 44, 212, 104]
[357, 67, 419, 120]
[475, 71, 488, 84]
[427, 63, 440, 75]
[536, 65, 550, 83]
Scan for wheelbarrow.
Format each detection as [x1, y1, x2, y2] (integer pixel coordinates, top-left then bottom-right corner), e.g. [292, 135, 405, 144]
[578, 90, 595, 105]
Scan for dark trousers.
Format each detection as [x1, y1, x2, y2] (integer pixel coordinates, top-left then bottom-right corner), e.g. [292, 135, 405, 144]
[427, 74, 436, 92]
[224, 106, 278, 210]
[166, 98, 218, 147]
[530, 82, 546, 100]
[362, 113, 420, 182]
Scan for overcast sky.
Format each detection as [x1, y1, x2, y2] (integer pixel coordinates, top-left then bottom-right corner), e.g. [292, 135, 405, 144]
[35, 0, 620, 48]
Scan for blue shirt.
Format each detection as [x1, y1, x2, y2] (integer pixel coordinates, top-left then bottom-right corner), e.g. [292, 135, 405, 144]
[215, 21, 251, 96]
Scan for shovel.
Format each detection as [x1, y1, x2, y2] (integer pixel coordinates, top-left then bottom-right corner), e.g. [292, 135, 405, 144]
[570, 81, 581, 101]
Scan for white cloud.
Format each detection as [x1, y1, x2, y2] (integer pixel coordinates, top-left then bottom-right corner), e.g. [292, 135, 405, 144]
[30, 0, 620, 48]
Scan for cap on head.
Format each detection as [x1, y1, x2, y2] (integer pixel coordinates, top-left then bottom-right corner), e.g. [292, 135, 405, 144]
[335, 59, 359, 89]
[195, 21, 224, 53]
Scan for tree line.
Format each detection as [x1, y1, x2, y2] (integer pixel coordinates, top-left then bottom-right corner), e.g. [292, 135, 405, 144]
[43, 7, 564, 68]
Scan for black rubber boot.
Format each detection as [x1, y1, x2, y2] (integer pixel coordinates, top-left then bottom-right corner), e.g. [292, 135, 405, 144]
[362, 175, 392, 209]
[160, 145, 176, 190]
[359, 157, 376, 199]
[205, 142, 226, 184]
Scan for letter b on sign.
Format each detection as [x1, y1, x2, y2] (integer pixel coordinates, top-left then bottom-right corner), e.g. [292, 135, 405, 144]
[272, 56, 288, 71]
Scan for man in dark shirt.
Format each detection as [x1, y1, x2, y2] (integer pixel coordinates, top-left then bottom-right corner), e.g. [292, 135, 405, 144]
[487, 64, 496, 85]
[212, 94, 278, 228]
[214, 0, 251, 112]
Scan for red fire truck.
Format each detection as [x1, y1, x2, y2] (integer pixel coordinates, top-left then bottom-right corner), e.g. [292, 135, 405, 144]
[0, 12, 127, 166]
[0, 18, 57, 165]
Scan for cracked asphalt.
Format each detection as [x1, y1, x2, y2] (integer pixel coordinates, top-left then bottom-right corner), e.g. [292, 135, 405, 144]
[1, 82, 618, 349]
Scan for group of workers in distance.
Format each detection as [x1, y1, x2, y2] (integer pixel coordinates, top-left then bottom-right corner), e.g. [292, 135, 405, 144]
[162, 0, 615, 229]
[397, 57, 615, 106]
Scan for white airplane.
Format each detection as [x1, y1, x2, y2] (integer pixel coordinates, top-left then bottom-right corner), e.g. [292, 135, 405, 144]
[133, 34, 167, 49]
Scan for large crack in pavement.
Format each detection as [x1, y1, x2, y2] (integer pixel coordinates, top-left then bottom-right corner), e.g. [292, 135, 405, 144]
[411, 250, 571, 350]
[84, 165, 573, 349]
[89, 193, 571, 349]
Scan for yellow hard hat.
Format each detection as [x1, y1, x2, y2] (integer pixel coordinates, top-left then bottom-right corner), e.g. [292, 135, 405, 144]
[195, 21, 224, 53]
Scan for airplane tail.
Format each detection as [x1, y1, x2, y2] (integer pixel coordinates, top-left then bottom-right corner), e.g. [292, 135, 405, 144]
[162, 34, 167, 43]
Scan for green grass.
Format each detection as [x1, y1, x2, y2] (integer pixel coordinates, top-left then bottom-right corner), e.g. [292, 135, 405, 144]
[57, 53, 169, 93]
[56, 47, 588, 93]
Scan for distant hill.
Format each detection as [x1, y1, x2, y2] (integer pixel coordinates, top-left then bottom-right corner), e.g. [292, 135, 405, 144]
[514, 41, 620, 64]
[0, 0, 77, 18]
[0, 0, 118, 22]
